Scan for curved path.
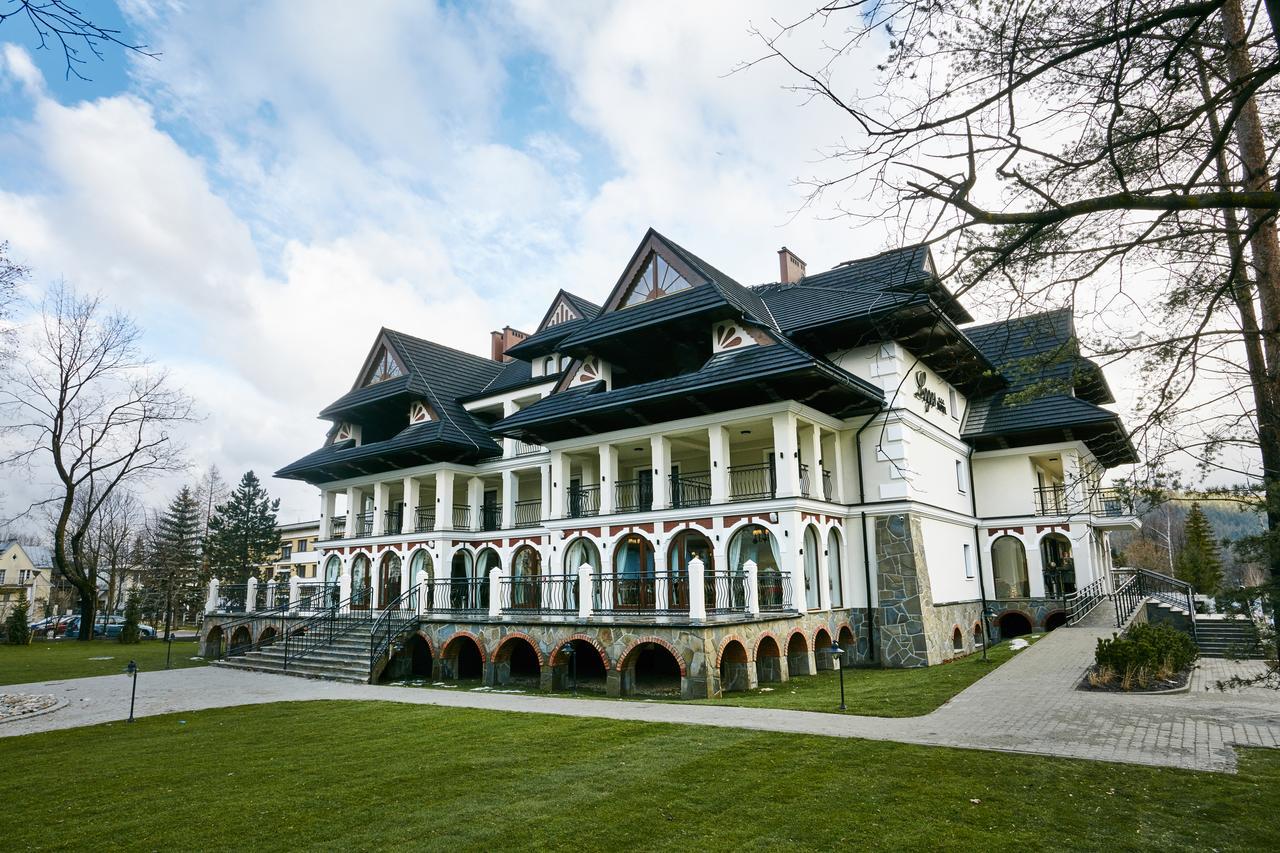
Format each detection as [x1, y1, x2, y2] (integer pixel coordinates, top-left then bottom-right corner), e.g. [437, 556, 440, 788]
[3, 604, 1276, 773]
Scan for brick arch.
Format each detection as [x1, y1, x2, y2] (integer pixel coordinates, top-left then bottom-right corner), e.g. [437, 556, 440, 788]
[257, 625, 279, 645]
[949, 623, 965, 651]
[440, 630, 488, 663]
[716, 634, 753, 667]
[785, 626, 809, 653]
[811, 625, 834, 650]
[412, 629, 437, 658]
[752, 630, 783, 660]
[548, 633, 611, 670]
[493, 631, 545, 666]
[615, 636, 687, 676]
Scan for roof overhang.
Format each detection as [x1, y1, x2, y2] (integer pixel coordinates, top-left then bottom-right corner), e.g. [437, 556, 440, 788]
[964, 415, 1137, 468]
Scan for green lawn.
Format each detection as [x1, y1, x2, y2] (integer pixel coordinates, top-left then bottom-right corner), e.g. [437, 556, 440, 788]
[0, 701, 1276, 850]
[0, 639, 206, 686]
[695, 642, 1019, 716]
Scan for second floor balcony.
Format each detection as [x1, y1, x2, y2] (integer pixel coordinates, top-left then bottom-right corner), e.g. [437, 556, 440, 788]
[1033, 485, 1135, 519]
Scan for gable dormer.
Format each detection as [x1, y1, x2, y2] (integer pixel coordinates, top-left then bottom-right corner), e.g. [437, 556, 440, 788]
[361, 343, 404, 386]
[619, 251, 693, 308]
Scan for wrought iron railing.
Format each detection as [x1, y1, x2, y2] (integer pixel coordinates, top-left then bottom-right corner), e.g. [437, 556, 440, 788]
[1092, 488, 1134, 517]
[1065, 575, 1107, 625]
[728, 462, 775, 501]
[452, 504, 473, 531]
[567, 485, 600, 518]
[514, 499, 543, 528]
[758, 571, 792, 612]
[499, 574, 578, 614]
[670, 471, 711, 508]
[706, 572, 748, 614]
[280, 585, 373, 670]
[1034, 485, 1135, 518]
[216, 597, 295, 659]
[1033, 485, 1069, 515]
[415, 507, 435, 532]
[1112, 568, 1197, 641]
[799, 463, 813, 498]
[422, 576, 488, 615]
[480, 505, 501, 532]
[214, 583, 249, 613]
[383, 509, 403, 535]
[353, 511, 374, 538]
[822, 468, 833, 501]
[369, 584, 420, 677]
[329, 516, 346, 539]
[614, 478, 652, 513]
[590, 572, 687, 616]
[296, 582, 339, 611]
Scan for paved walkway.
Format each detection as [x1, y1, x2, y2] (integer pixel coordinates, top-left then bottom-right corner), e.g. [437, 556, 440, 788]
[2, 603, 1276, 773]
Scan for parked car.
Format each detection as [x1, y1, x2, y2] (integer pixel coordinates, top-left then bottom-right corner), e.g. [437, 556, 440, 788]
[28, 615, 76, 637]
[60, 616, 156, 640]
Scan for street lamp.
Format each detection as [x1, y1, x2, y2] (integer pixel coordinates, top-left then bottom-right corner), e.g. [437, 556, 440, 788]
[125, 660, 139, 723]
[561, 641, 577, 696]
[829, 643, 846, 711]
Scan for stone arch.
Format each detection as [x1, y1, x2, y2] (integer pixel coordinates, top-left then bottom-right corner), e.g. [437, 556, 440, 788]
[836, 623, 857, 665]
[752, 631, 782, 661]
[754, 633, 784, 684]
[616, 636, 687, 676]
[716, 634, 753, 667]
[786, 628, 813, 676]
[548, 633, 611, 670]
[202, 624, 224, 659]
[996, 610, 1033, 638]
[617, 637, 686, 697]
[951, 625, 965, 652]
[719, 638, 751, 693]
[439, 631, 487, 681]
[494, 631, 546, 666]
[258, 625, 278, 647]
[1044, 610, 1068, 632]
[229, 625, 252, 653]
[972, 621, 984, 647]
[549, 635, 609, 691]
[812, 626, 835, 670]
[381, 633, 434, 683]
[493, 632, 542, 685]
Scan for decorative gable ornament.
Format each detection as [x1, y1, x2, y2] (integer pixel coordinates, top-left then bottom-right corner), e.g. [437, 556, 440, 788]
[409, 400, 432, 424]
[334, 422, 362, 446]
[621, 251, 692, 307]
[711, 320, 772, 353]
[545, 297, 581, 329]
[573, 356, 610, 388]
[362, 345, 403, 386]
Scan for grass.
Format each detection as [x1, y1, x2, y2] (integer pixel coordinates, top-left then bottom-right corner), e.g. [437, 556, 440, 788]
[694, 642, 1019, 716]
[0, 639, 206, 686]
[0, 700, 1276, 850]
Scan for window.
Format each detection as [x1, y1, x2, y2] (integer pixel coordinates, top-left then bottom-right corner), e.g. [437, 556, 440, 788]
[948, 388, 958, 418]
[296, 539, 308, 552]
[622, 252, 692, 307]
[963, 544, 974, 579]
[18, 570, 33, 584]
[281, 543, 293, 559]
[955, 460, 967, 493]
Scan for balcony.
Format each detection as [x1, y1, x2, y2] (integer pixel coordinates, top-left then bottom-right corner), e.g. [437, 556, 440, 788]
[453, 504, 473, 531]
[728, 463, 775, 501]
[1033, 485, 1136, 519]
[383, 509, 403, 536]
[414, 507, 435, 533]
[614, 478, 652, 514]
[353, 511, 374, 538]
[669, 471, 711, 509]
[567, 485, 600, 519]
[513, 499, 543, 528]
[480, 505, 502, 532]
[329, 516, 346, 539]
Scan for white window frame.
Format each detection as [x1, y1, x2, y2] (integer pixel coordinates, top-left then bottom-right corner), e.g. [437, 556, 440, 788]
[955, 459, 967, 494]
[963, 543, 974, 579]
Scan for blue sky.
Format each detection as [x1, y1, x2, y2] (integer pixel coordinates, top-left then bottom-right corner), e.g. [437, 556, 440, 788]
[0, 1, 905, 523]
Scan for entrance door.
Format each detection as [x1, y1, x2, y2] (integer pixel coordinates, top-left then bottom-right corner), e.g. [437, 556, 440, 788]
[379, 553, 403, 608]
[636, 469, 654, 511]
[615, 535, 655, 610]
[482, 489, 500, 531]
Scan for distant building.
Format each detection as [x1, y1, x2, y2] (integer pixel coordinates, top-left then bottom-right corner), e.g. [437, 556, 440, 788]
[0, 541, 53, 619]
[266, 520, 321, 582]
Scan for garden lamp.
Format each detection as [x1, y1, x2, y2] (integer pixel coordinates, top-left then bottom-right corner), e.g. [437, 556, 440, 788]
[561, 642, 577, 696]
[829, 643, 846, 711]
[125, 660, 138, 723]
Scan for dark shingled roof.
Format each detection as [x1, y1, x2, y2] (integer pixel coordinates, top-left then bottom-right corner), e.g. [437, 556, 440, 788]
[505, 290, 603, 360]
[962, 310, 1135, 465]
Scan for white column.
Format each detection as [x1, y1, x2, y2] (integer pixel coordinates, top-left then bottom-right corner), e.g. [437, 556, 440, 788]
[468, 476, 484, 531]
[205, 578, 219, 613]
[708, 424, 729, 504]
[288, 575, 300, 610]
[550, 451, 567, 519]
[402, 476, 417, 534]
[598, 444, 617, 514]
[373, 481, 391, 535]
[831, 430, 848, 503]
[488, 567, 502, 618]
[345, 486, 360, 535]
[809, 424, 825, 500]
[745, 559, 760, 616]
[540, 464, 553, 522]
[687, 556, 707, 621]
[501, 469, 516, 530]
[246, 577, 259, 612]
[435, 470, 455, 531]
[321, 490, 337, 539]
[772, 410, 799, 498]
[650, 434, 671, 510]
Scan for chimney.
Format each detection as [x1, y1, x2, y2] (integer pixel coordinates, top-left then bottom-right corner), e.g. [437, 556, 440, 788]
[490, 325, 529, 362]
[778, 247, 806, 284]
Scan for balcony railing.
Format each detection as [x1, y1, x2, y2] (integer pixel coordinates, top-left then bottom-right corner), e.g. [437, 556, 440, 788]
[514, 499, 543, 528]
[1092, 487, 1134, 517]
[383, 509, 402, 535]
[614, 478, 653, 514]
[480, 505, 501, 532]
[1034, 485, 1069, 515]
[670, 471, 711, 508]
[353, 511, 374, 538]
[567, 485, 600, 518]
[1033, 485, 1135, 518]
[329, 516, 346, 540]
[728, 462, 775, 501]
[799, 463, 812, 498]
[822, 468, 833, 501]
[499, 574, 577, 614]
[452, 504, 473, 531]
[414, 507, 435, 533]
[758, 570, 792, 612]
[422, 576, 488, 615]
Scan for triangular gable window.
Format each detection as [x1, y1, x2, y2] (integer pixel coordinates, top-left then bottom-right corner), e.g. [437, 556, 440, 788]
[544, 296, 581, 329]
[362, 345, 403, 386]
[621, 251, 692, 308]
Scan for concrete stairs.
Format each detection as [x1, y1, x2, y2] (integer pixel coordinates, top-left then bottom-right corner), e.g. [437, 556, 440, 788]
[1195, 618, 1268, 660]
[213, 623, 375, 683]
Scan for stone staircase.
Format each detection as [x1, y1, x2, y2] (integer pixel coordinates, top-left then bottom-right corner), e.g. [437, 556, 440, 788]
[1195, 618, 1268, 660]
[212, 622, 375, 683]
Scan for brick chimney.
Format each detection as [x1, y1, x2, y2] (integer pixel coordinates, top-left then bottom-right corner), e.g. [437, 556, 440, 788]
[490, 326, 529, 362]
[778, 247, 806, 284]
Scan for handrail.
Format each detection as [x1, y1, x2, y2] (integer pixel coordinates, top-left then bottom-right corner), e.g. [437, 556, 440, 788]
[216, 597, 294, 659]
[1064, 575, 1107, 625]
[281, 585, 373, 670]
[369, 584, 420, 679]
[1112, 568, 1197, 641]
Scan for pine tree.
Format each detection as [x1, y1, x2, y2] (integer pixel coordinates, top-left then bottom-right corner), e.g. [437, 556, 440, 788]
[119, 591, 141, 644]
[205, 471, 280, 585]
[1176, 503, 1225, 597]
[148, 487, 203, 639]
[5, 596, 31, 645]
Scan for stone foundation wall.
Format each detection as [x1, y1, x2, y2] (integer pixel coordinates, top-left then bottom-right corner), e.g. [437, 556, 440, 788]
[988, 598, 1068, 638]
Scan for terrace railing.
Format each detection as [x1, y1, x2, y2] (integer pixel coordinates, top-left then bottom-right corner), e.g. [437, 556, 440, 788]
[452, 504, 473, 531]
[280, 585, 374, 671]
[353, 511, 374, 538]
[214, 583, 249, 614]
[1112, 568, 1197, 641]
[414, 507, 435, 533]
[1064, 575, 1107, 625]
[728, 463, 775, 501]
[1033, 485, 1136, 518]
[295, 582, 339, 611]
[822, 469, 834, 501]
[670, 471, 712, 508]
[705, 571, 748, 615]
[567, 486, 599, 519]
[329, 516, 346, 540]
[383, 509, 403, 536]
[514, 498, 543, 528]
[480, 505, 502, 532]
[499, 574, 578, 614]
[614, 479, 653, 514]
[757, 571, 792, 613]
[422, 575, 488, 616]
[798, 463, 813, 498]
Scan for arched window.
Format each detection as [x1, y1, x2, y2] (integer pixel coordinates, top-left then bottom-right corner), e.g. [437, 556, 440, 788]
[378, 552, 402, 608]
[614, 534, 655, 610]
[667, 530, 713, 610]
[323, 554, 341, 585]
[564, 538, 601, 609]
[1040, 533, 1076, 597]
[826, 529, 844, 608]
[622, 252, 692, 307]
[476, 548, 500, 608]
[409, 549, 432, 580]
[728, 525, 782, 610]
[350, 554, 371, 609]
[450, 549, 474, 610]
[803, 525, 821, 610]
[991, 536, 1030, 598]
[511, 546, 541, 609]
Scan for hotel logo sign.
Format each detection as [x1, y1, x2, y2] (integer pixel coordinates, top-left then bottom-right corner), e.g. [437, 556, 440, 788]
[913, 371, 947, 415]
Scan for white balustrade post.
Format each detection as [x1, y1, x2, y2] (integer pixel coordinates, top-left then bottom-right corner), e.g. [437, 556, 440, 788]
[245, 577, 258, 612]
[488, 567, 502, 618]
[265, 578, 278, 611]
[708, 424, 729, 504]
[288, 575, 300, 611]
[598, 444, 617, 514]
[654, 545, 670, 611]
[688, 556, 707, 621]
[205, 578, 219, 614]
[577, 564, 593, 619]
[338, 566, 351, 607]
[745, 559, 760, 616]
[415, 569, 428, 616]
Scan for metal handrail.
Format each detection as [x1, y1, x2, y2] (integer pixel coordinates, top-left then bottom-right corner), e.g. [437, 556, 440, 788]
[1112, 568, 1197, 641]
[499, 574, 578, 613]
[567, 485, 600, 518]
[216, 597, 294, 659]
[281, 585, 373, 670]
[452, 504, 472, 531]
[669, 471, 711, 508]
[614, 478, 652, 513]
[415, 507, 435, 532]
[1064, 575, 1107, 625]
[728, 462, 774, 501]
[514, 499, 543, 527]
[369, 584, 420, 678]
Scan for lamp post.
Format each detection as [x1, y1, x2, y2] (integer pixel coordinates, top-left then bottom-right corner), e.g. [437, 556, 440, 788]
[829, 643, 846, 711]
[125, 660, 138, 723]
[561, 641, 577, 696]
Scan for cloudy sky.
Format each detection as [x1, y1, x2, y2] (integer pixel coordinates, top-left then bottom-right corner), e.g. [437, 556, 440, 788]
[0, 1, 999, 525]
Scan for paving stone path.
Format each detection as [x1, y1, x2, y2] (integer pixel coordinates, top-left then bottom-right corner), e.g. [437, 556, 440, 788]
[2, 602, 1276, 773]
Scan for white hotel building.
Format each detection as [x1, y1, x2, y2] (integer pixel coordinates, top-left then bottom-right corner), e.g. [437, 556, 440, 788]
[206, 229, 1138, 697]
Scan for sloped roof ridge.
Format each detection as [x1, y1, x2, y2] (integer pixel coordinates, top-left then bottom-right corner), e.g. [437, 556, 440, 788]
[653, 231, 779, 329]
[383, 327, 506, 373]
[963, 306, 1074, 337]
[384, 329, 499, 451]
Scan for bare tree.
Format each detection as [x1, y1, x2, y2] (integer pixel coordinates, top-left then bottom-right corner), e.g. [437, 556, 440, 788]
[0, 0, 157, 81]
[748, 0, 1280, 639]
[89, 489, 144, 618]
[0, 242, 24, 372]
[0, 284, 192, 639]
